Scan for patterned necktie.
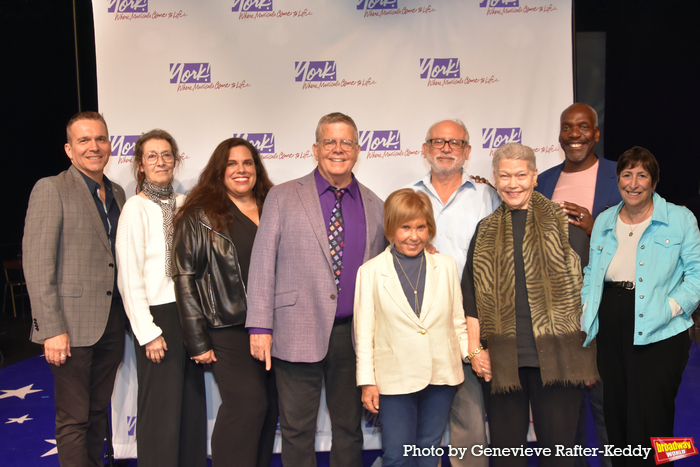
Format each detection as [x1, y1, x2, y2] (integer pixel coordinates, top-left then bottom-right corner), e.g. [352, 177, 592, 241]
[328, 187, 347, 289]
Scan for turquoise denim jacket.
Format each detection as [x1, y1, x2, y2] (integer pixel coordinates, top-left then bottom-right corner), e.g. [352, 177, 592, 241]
[581, 193, 700, 346]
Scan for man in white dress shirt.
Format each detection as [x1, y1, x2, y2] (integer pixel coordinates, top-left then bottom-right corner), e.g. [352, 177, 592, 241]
[408, 119, 501, 467]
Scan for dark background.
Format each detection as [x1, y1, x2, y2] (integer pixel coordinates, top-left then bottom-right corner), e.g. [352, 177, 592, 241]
[1, 0, 699, 262]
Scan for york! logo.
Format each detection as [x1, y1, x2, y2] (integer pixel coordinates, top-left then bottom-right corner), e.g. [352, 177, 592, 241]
[482, 128, 522, 149]
[231, 0, 272, 12]
[479, 0, 519, 7]
[295, 61, 337, 82]
[170, 63, 211, 84]
[419, 59, 460, 79]
[357, 0, 397, 10]
[108, 0, 148, 13]
[233, 133, 275, 154]
[110, 135, 140, 156]
[359, 131, 401, 151]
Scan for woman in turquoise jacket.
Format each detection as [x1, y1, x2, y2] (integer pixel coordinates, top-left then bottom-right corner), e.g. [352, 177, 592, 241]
[581, 147, 700, 466]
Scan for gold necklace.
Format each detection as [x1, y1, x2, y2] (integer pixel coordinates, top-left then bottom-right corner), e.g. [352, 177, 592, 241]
[393, 250, 424, 316]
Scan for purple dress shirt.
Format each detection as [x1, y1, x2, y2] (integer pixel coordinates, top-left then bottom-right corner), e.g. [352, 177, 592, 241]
[314, 168, 367, 319]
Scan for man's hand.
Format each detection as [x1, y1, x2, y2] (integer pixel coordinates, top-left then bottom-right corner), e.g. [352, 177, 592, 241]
[361, 385, 380, 414]
[470, 175, 494, 189]
[250, 334, 273, 371]
[144, 336, 168, 363]
[45, 332, 71, 367]
[559, 201, 594, 235]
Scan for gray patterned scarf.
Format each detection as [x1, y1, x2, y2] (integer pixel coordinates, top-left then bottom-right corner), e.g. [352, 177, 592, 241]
[141, 180, 176, 277]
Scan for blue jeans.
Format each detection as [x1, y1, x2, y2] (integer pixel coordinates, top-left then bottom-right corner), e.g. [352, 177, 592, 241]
[380, 384, 457, 467]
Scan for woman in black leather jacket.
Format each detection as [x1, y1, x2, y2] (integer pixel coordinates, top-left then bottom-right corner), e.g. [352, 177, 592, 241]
[172, 138, 277, 467]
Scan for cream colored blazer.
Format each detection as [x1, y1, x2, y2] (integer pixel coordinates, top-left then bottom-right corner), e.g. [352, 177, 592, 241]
[354, 246, 469, 395]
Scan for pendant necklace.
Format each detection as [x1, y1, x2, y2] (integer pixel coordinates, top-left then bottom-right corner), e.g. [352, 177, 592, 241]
[393, 250, 424, 316]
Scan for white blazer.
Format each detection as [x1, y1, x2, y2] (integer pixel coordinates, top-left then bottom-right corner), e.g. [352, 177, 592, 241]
[354, 246, 469, 395]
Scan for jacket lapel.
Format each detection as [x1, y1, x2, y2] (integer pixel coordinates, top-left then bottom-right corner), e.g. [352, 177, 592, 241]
[419, 252, 438, 322]
[297, 173, 333, 270]
[69, 166, 112, 253]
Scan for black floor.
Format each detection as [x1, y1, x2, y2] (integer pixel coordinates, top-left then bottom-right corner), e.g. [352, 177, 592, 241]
[0, 302, 43, 369]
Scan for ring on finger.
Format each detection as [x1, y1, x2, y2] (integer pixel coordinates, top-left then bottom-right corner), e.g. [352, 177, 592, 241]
[579, 213, 584, 219]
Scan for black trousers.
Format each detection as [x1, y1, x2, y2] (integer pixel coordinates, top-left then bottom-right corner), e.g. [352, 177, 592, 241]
[51, 299, 126, 467]
[208, 325, 278, 467]
[597, 288, 691, 467]
[273, 320, 363, 467]
[133, 302, 207, 467]
[482, 367, 585, 467]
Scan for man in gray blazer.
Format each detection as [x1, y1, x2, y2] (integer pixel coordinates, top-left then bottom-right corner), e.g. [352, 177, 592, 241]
[246, 112, 385, 467]
[23, 111, 126, 467]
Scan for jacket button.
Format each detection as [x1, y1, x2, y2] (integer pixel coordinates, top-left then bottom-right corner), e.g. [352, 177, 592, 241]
[666, 239, 670, 244]
[107, 291, 112, 296]
[639, 261, 644, 266]
[638, 277, 643, 282]
[638, 332, 643, 335]
[640, 295, 644, 299]
[640, 245, 645, 249]
[597, 246, 601, 250]
[639, 314, 644, 318]
[330, 294, 336, 300]
[109, 263, 114, 268]
[420, 329, 427, 335]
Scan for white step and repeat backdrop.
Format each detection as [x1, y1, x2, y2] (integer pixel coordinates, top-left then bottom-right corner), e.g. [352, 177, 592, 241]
[94, 0, 573, 458]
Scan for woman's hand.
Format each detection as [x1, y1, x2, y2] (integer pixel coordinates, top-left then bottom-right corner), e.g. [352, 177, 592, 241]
[470, 348, 492, 382]
[192, 349, 216, 365]
[144, 336, 168, 363]
[361, 385, 380, 414]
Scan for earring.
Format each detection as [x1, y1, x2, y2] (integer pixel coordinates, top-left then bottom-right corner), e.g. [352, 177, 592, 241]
[534, 180, 538, 187]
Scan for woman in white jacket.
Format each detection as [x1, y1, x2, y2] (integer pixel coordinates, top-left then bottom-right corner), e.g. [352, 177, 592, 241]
[354, 188, 469, 467]
[115, 129, 206, 467]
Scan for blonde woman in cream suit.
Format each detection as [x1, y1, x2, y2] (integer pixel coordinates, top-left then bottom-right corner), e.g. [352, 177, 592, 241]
[355, 188, 470, 467]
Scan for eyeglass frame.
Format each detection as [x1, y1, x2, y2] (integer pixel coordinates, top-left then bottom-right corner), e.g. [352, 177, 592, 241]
[316, 139, 359, 151]
[143, 151, 176, 166]
[425, 138, 469, 150]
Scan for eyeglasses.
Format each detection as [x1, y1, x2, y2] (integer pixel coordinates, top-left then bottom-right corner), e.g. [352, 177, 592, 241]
[426, 139, 468, 150]
[144, 151, 175, 165]
[317, 139, 358, 151]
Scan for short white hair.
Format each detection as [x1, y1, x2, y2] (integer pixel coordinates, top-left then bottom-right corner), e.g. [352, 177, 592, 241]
[425, 119, 470, 144]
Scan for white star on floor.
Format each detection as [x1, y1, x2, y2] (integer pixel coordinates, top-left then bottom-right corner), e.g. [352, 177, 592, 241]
[41, 439, 57, 457]
[0, 384, 42, 400]
[6, 414, 32, 424]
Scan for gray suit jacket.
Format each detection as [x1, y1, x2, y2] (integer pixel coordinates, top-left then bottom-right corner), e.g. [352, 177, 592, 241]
[23, 165, 125, 347]
[245, 170, 385, 363]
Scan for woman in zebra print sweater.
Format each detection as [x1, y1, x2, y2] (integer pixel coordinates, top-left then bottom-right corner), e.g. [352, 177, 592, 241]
[462, 142, 598, 467]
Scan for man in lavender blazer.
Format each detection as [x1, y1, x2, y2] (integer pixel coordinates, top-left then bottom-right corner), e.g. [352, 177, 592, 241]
[246, 112, 385, 467]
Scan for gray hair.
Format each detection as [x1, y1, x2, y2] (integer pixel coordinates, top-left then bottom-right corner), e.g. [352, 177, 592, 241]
[425, 119, 470, 145]
[492, 142, 537, 173]
[314, 112, 359, 142]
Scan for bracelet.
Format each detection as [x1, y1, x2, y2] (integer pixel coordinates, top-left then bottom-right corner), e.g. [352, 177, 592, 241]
[467, 346, 484, 361]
